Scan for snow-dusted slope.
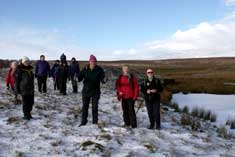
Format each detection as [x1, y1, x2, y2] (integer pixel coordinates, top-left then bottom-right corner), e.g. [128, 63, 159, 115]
[0, 76, 234, 157]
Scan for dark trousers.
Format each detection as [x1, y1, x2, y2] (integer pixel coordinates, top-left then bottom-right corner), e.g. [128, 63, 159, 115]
[37, 76, 47, 93]
[59, 78, 67, 95]
[81, 95, 100, 125]
[71, 76, 78, 93]
[53, 77, 59, 90]
[22, 95, 34, 118]
[145, 96, 161, 128]
[122, 99, 137, 128]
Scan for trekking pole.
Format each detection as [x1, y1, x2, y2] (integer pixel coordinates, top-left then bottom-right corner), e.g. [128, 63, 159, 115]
[135, 98, 144, 114]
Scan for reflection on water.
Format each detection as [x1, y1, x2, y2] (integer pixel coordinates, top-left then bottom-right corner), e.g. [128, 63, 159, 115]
[172, 93, 235, 123]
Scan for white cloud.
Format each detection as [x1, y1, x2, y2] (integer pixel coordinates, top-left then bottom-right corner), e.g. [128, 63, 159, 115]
[111, 17, 235, 60]
[225, 0, 235, 6]
[146, 21, 235, 58]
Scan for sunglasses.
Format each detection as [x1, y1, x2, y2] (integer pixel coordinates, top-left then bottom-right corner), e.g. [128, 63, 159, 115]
[147, 71, 153, 74]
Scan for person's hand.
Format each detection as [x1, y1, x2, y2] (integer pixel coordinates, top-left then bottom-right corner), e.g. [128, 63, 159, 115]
[16, 95, 22, 100]
[151, 89, 157, 93]
[6, 84, 10, 90]
[119, 92, 123, 96]
[147, 89, 151, 94]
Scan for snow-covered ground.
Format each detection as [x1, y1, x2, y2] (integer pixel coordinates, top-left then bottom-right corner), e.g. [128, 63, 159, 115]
[0, 73, 235, 157]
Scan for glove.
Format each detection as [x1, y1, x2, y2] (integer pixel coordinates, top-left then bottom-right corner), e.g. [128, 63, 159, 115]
[6, 84, 10, 90]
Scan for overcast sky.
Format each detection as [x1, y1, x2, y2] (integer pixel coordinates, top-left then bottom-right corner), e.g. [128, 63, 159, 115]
[0, 0, 235, 60]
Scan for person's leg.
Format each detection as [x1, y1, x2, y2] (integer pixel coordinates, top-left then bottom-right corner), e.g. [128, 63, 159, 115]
[59, 79, 63, 93]
[11, 85, 20, 104]
[128, 99, 137, 128]
[71, 77, 75, 93]
[72, 77, 78, 93]
[55, 77, 60, 90]
[42, 76, 47, 93]
[63, 78, 67, 95]
[37, 76, 42, 93]
[80, 96, 90, 125]
[61, 78, 66, 95]
[28, 95, 34, 118]
[22, 95, 30, 119]
[154, 97, 161, 129]
[145, 100, 155, 129]
[121, 99, 130, 126]
[53, 78, 56, 90]
[91, 95, 99, 124]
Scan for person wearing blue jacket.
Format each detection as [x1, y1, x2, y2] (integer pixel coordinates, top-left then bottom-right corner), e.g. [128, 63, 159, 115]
[69, 57, 80, 93]
[35, 55, 50, 93]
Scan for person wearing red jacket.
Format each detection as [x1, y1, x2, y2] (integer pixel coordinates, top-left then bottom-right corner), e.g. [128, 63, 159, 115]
[116, 65, 139, 128]
[5, 61, 20, 104]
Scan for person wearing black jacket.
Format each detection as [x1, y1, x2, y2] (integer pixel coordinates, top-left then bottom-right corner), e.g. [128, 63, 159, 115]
[50, 60, 60, 90]
[15, 56, 34, 120]
[141, 68, 163, 130]
[58, 60, 69, 95]
[78, 54, 106, 126]
[69, 57, 80, 93]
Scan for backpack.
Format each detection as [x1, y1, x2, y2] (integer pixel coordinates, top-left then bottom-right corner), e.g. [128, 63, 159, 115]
[118, 74, 135, 88]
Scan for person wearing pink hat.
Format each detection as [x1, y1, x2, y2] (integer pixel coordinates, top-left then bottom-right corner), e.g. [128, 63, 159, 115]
[78, 54, 106, 126]
[141, 68, 163, 130]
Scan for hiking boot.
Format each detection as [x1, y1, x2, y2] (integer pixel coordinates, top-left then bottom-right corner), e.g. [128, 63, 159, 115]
[23, 116, 31, 120]
[122, 124, 130, 128]
[156, 126, 161, 130]
[148, 125, 154, 130]
[79, 123, 86, 127]
[131, 125, 137, 129]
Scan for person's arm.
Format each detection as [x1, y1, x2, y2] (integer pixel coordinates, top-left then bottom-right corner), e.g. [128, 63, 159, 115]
[156, 78, 163, 93]
[5, 69, 11, 89]
[68, 65, 72, 80]
[35, 62, 38, 77]
[115, 76, 122, 100]
[140, 81, 147, 95]
[133, 76, 139, 100]
[14, 68, 22, 94]
[66, 66, 69, 79]
[50, 65, 55, 77]
[77, 67, 85, 82]
[47, 62, 51, 77]
[100, 67, 106, 84]
[77, 63, 80, 73]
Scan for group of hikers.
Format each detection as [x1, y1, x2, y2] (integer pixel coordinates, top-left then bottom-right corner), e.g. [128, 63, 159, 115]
[5, 54, 163, 130]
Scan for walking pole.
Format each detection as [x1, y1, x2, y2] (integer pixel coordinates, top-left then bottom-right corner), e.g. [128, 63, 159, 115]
[135, 98, 144, 114]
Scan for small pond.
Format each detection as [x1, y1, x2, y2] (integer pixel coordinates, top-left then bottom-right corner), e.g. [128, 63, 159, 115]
[172, 93, 235, 124]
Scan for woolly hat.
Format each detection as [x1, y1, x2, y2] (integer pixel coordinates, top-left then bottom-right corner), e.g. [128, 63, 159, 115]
[89, 54, 97, 62]
[22, 56, 30, 63]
